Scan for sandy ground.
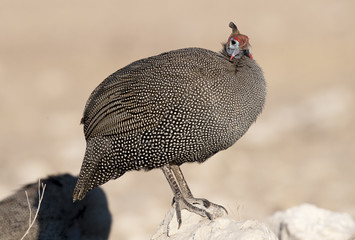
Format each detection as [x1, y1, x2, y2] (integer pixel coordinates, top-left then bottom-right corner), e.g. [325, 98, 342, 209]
[1, 0, 354, 239]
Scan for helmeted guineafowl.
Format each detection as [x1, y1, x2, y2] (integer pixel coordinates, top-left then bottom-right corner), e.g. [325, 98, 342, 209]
[73, 22, 266, 226]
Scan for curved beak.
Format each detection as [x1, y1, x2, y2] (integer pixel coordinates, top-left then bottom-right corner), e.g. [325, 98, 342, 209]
[230, 48, 240, 60]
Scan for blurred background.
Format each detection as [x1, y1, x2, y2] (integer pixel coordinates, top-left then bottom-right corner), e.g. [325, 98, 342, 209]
[0, 0, 354, 239]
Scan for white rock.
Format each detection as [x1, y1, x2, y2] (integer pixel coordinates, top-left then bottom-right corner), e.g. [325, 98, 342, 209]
[268, 203, 355, 240]
[151, 207, 277, 240]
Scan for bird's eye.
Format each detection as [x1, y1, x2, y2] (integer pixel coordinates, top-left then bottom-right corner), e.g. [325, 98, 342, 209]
[231, 40, 236, 45]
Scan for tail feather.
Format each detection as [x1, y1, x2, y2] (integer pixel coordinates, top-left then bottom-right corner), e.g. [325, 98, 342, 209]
[73, 137, 111, 202]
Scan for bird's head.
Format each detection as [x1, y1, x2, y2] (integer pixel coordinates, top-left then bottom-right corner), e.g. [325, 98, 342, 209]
[226, 22, 253, 60]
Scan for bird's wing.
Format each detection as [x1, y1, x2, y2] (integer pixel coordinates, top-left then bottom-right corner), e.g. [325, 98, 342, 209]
[81, 71, 159, 139]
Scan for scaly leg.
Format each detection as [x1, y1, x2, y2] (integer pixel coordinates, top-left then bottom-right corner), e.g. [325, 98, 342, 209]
[161, 164, 227, 228]
[170, 164, 228, 213]
[170, 165, 193, 198]
[161, 165, 212, 227]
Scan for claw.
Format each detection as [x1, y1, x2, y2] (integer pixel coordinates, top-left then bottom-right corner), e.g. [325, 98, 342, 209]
[221, 205, 228, 215]
[172, 195, 227, 228]
[174, 200, 183, 229]
[161, 165, 227, 228]
[205, 211, 212, 220]
[171, 197, 176, 206]
[191, 197, 228, 215]
[209, 201, 228, 215]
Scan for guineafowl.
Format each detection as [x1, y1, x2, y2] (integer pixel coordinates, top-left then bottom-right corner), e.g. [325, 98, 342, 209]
[0, 174, 111, 240]
[73, 22, 266, 226]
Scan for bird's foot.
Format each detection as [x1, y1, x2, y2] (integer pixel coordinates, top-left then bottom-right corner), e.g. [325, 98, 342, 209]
[172, 196, 228, 228]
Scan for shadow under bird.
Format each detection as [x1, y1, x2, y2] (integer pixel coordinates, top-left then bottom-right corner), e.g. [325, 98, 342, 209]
[73, 22, 266, 226]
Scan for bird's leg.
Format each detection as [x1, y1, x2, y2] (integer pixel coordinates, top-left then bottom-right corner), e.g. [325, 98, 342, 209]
[161, 165, 213, 227]
[170, 164, 209, 207]
[170, 164, 228, 214]
[170, 165, 193, 198]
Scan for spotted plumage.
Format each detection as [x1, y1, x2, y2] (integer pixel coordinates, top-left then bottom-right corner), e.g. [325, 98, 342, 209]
[73, 22, 266, 221]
